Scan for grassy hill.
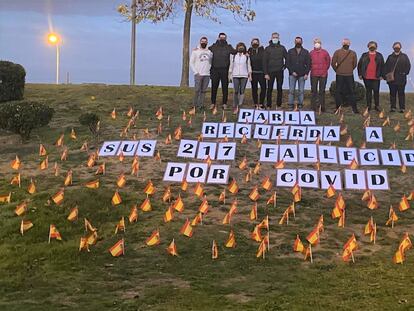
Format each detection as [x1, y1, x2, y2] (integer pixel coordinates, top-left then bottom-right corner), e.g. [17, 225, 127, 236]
[0, 84, 414, 311]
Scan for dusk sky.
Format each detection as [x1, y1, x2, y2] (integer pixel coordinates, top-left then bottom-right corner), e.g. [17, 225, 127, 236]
[1, 0, 414, 90]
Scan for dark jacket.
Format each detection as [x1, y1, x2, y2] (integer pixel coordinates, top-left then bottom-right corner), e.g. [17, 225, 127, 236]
[286, 47, 311, 77]
[208, 40, 236, 70]
[357, 52, 385, 79]
[248, 46, 265, 73]
[384, 52, 411, 85]
[263, 41, 288, 75]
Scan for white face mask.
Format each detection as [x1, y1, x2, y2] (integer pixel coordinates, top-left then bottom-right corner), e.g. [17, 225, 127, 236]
[272, 38, 279, 44]
[314, 43, 321, 49]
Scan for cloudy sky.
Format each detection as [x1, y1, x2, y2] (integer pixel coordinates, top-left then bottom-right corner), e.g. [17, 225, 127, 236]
[1, 0, 413, 90]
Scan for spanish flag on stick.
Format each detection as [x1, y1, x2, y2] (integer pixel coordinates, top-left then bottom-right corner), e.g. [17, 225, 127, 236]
[48, 224, 62, 243]
[166, 239, 178, 256]
[20, 219, 33, 235]
[146, 229, 160, 246]
[109, 239, 125, 257]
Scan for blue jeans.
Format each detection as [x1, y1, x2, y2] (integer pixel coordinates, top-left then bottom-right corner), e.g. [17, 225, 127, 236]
[288, 75, 305, 108]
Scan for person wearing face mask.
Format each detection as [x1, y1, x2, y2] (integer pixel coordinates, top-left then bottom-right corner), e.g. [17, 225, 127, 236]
[309, 38, 331, 112]
[208, 32, 236, 110]
[228, 42, 252, 114]
[248, 38, 266, 109]
[331, 38, 359, 113]
[357, 41, 385, 112]
[263, 32, 288, 108]
[286, 36, 311, 110]
[384, 42, 411, 113]
[190, 36, 213, 111]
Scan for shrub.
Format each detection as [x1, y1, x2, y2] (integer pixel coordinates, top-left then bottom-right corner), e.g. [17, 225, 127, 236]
[0, 61, 26, 102]
[79, 112, 100, 136]
[0, 100, 54, 141]
[329, 81, 365, 105]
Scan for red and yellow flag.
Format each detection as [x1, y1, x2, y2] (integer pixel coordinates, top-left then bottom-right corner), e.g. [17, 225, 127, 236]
[228, 178, 239, 194]
[386, 206, 398, 227]
[249, 186, 260, 202]
[111, 190, 122, 206]
[163, 205, 174, 223]
[51, 189, 64, 205]
[140, 198, 152, 212]
[114, 217, 126, 234]
[48, 224, 62, 242]
[261, 176, 272, 191]
[85, 179, 100, 189]
[14, 201, 27, 216]
[0, 192, 12, 203]
[193, 182, 204, 198]
[166, 239, 178, 256]
[146, 229, 160, 246]
[109, 239, 125, 257]
[116, 173, 126, 188]
[180, 218, 194, 238]
[293, 235, 304, 253]
[67, 207, 79, 222]
[173, 195, 184, 212]
[225, 230, 236, 248]
[39, 144, 47, 156]
[399, 195, 410, 212]
[27, 179, 36, 194]
[11, 155, 21, 170]
[20, 219, 33, 235]
[129, 206, 138, 223]
[212, 240, 219, 259]
[143, 180, 156, 195]
[326, 184, 336, 198]
[10, 173, 21, 188]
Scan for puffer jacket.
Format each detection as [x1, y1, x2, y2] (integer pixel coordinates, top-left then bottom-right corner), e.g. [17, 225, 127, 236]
[310, 48, 331, 77]
[263, 41, 288, 74]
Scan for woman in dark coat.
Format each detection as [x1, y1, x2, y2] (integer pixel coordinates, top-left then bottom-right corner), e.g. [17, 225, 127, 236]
[384, 42, 411, 113]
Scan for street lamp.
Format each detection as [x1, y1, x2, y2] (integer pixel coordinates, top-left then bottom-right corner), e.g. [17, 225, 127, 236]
[47, 33, 60, 84]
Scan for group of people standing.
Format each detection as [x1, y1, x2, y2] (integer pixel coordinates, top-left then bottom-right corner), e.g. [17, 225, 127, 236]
[190, 32, 411, 114]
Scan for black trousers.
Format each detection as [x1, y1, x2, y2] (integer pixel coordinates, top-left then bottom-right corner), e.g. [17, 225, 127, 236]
[335, 75, 357, 112]
[310, 76, 327, 112]
[266, 70, 284, 107]
[210, 68, 229, 106]
[389, 83, 406, 110]
[251, 72, 267, 106]
[363, 79, 380, 109]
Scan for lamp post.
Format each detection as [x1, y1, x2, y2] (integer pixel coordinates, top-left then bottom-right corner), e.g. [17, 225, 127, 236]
[48, 33, 60, 85]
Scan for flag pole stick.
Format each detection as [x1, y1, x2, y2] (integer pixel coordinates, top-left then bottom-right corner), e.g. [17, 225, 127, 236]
[309, 244, 313, 263]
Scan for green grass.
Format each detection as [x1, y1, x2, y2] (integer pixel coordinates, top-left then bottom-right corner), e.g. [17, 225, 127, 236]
[0, 84, 414, 310]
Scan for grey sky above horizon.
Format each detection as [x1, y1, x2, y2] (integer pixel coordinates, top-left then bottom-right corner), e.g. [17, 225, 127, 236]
[1, 0, 414, 90]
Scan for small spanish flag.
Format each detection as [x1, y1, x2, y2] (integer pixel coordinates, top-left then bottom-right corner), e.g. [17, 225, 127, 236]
[173, 195, 184, 212]
[143, 180, 156, 195]
[11, 155, 21, 170]
[349, 158, 359, 170]
[180, 218, 194, 238]
[48, 224, 62, 242]
[55, 134, 64, 147]
[238, 157, 248, 170]
[293, 235, 304, 253]
[198, 199, 209, 214]
[250, 203, 257, 221]
[261, 176, 272, 191]
[109, 239, 125, 257]
[63, 169, 73, 186]
[10, 173, 21, 188]
[251, 225, 262, 242]
[166, 239, 178, 256]
[163, 206, 174, 223]
[162, 186, 171, 202]
[212, 240, 219, 259]
[146, 229, 160, 246]
[129, 206, 138, 223]
[228, 178, 239, 194]
[51, 189, 64, 205]
[306, 227, 319, 246]
[14, 201, 27, 216]
[114, 217, 126, 234]
[79, 237, 90, 252]
[39, 144, 47, 156]
[181, 179, 188, 192]
[85, 179, 100, 189]
[116, 173, 127, 188]
[326, 184, 336, 198]
[140, 198, 152, 212]
[20, 219, 33, 235]
[399, 195, 410, 212]
[110, 108, 117, 119]
[27, 179, 36, 194]
[193, 182, 204, 198]
[40, 156, 49, 170]
[225, 230, 236, 248]
[95, 163, 106, 175]
[67, 207, 79, 222]
[111, 190, 122, 206]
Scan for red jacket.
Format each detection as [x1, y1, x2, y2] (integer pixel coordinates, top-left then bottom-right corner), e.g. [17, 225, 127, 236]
[310, 48, 331, 77]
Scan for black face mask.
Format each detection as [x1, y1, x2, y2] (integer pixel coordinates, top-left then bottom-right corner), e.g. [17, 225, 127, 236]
[369, 46, 376, 52]
[252, 43, 259, 49]
[394, 48, 401, 53]
[219, 39, 226, 44]
[343, 45, 350, 50]
[295, 43, 302, 48]
[200, 43, 207, 48]
[238, 48, 245, 53]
